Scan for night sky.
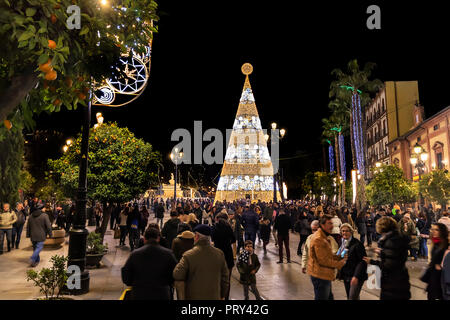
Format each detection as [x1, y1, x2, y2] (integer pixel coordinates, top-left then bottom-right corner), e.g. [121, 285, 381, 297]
[34, 1, 450, 197]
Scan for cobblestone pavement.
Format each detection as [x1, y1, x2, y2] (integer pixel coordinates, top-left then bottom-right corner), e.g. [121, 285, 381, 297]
[0, 213, 428, 300]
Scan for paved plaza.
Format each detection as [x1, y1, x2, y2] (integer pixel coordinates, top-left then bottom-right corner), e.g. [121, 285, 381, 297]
[0, 213, 428, 300]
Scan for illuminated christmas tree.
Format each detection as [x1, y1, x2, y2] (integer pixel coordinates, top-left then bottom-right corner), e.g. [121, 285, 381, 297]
[215, 63, 280, 202]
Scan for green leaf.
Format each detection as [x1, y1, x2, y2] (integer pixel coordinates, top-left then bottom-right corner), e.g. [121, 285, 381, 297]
[26, 8, 37, 17]
[18, 41, 28, 48]
[38, 27, 47, 34]
[38, 53, 49, 65]
[4, 0, 11, 6]
[18, 31, 34, 42]
[79, 26, 89, 36]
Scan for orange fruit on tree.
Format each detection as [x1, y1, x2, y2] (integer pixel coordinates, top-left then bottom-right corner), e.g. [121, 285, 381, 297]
[48, 40, 57, 49]
[3, 120, 12, 130]
[53, 99, 62, 106]
[54, 4, 61, 9]
[51, 14, 57, 24]
[78, 93, 86, 100]
[45, 70, 57, 81]
[39, 59, 52, 73]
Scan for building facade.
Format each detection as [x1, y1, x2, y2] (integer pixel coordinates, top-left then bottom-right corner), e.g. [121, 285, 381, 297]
[364, 81, 420, 179]
[389, 105, 450, 182]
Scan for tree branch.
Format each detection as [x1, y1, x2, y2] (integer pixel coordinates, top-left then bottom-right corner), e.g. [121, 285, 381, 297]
[0, 71, 39, 122]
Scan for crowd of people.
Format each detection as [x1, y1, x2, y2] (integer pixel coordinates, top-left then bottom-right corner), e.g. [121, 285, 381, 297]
[118, 197, 450, 300]
[1, 196, 450, 300]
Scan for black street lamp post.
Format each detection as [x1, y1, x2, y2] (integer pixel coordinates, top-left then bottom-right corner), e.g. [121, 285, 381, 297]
[266, 123, 286, 203]
[170, 148, 183, 204]
[67, 92, 92, 295]
[410, 142, 428, 210]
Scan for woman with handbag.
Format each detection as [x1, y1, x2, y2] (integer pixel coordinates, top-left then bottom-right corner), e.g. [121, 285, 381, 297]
[421, 223, 449, 300]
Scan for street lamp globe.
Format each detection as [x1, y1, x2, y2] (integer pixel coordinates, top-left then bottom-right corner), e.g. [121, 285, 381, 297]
[414, 143, 422, 154]
[63, 145, 69, 152]
[375, 162, 381, 168]
[420, 153, 428, 162]
[410, 157, 418, 165]
[96, 112, 102, 119]
[280, 128, 286, 138]
[66, 139, 73, 146]
[271, 122, 277, 130]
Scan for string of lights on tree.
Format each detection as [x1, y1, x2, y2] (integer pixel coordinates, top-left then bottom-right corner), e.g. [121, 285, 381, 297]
[352, 93, 365, 175]
[339, 134, 346, 181]
[327, 140, 335, 173]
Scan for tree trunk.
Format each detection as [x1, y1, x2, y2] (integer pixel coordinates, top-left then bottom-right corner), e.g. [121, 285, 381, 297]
[97, 202, 112, 242]
[0, 71, 39, 122]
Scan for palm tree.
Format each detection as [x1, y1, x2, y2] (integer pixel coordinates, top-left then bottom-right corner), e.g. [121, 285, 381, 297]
[329, 59, 383, 208]
[322, 117, 345, 205]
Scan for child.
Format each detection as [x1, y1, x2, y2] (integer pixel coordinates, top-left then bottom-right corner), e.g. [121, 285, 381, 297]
[259, 218, 271, 254]
[237, 240, 262, 300]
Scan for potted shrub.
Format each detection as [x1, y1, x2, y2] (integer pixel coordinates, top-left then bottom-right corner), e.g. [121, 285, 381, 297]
[26, 255, 73, 300]
[86, 232, 108, 267]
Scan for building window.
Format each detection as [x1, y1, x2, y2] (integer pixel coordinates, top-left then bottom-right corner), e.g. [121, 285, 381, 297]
[394, 146, 397, 151]
[434, 124, 440, 131]
[417, 136, 421, 142]
[437, 153, 443, 169]
[394, 158, 400, 167]
[433, 142, 444, 169]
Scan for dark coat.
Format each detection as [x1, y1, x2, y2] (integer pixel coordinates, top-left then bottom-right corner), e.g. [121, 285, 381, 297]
[259, 223, 271, 242]
[241, 210, 259, 234]
[237, 253, 260, 285]
[172, 237, 194, 261]
[298, 216, 312, 236]
[156, 204, 165, 219]
[441, 250, 450, 300]
[425, 244, 446, 299]
[337, 237, 368, 281]
[211, 220, 236, 269]
[370, 230, 411, 300]
[161, 218, 180, 248]
[26, 209, 52, 242]
[122, 243, 177, 300]
[355, 216, 367, 235]
[274, 214, 291, 236]
[14, 209, 27, 228]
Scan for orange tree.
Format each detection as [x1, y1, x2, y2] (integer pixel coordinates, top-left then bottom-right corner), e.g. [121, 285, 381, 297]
[0, 0, 158, 134]
[48, 122, 161, 238]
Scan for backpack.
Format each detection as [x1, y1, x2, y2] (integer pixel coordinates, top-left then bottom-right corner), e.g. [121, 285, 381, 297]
[130, 218, 139, 230]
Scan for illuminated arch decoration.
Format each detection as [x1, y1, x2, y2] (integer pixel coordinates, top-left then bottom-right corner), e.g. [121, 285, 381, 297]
[92, 21, 153, 107]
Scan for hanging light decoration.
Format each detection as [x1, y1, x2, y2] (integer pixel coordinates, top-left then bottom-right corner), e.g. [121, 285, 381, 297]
[339, 134, 346, 181]
[328, 140, 335, 173]
[352, 93, 365, 175]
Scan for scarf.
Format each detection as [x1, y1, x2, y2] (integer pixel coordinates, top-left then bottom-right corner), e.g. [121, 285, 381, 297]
[238, 249, 250, 264]
[432, 236, 442, 244]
